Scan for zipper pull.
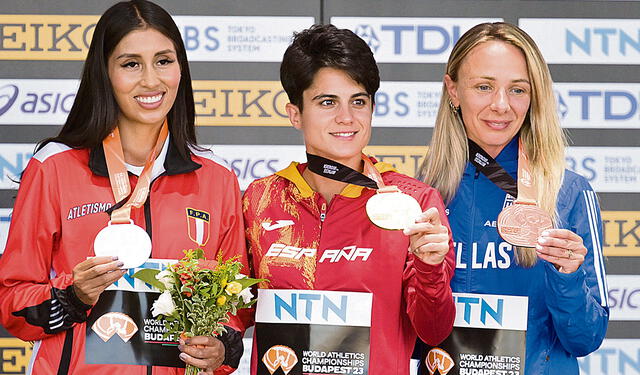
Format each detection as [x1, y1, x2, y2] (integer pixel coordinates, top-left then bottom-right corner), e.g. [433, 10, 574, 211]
[320, 202, 327, 222]
[474, 168, 480, 179]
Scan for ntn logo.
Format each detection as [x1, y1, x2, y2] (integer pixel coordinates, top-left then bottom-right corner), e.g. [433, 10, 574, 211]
[0, 152, 32, 178]
[578, 344, 640, 374]
[567, 28, 640, 55]
[455, 295, 503, 326]
[274, 292, 348, 322]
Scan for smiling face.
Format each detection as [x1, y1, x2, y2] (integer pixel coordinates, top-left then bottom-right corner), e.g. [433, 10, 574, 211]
[108, 28, 181, 131]
[445, 40, 531, 157]
[286, 67, 373, 171]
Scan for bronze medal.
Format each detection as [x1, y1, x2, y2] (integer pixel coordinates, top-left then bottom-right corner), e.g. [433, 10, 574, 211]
[497, 203, 552, 247]
[496, 139, 553, 247]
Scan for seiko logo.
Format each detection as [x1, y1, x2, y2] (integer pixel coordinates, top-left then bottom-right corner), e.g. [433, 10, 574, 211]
[265, 243, 373, 263]
[262, 345, 298, 375]
[91, 312, 138, 343]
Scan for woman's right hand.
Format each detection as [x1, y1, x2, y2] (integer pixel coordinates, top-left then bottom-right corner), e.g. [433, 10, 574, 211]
[72, 256, 126, 305]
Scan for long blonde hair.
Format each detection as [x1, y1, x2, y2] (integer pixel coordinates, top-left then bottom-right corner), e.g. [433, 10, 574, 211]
[418, 22, 567, 267]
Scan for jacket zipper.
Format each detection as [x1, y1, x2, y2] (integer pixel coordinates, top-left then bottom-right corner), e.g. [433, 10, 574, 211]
[468, 169, 480, 292]
[320, 202, 327, 223]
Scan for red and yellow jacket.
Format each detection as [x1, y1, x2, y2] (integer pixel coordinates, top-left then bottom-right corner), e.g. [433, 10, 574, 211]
[0, 139, 248, 374]
[243, 159, 456, 375]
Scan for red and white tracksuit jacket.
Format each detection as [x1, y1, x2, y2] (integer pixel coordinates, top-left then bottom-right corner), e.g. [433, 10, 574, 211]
[0, 138, 248, 374]
[243, 159, 456, 375]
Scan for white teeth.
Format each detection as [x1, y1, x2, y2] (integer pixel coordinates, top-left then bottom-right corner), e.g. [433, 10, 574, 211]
[333, 132, 355, 137]
[135, 94, 162, 104]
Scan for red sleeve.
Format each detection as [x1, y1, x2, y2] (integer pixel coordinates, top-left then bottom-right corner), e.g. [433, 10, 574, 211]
[0, 158, 88, 341]
[403, 187, 456, 346]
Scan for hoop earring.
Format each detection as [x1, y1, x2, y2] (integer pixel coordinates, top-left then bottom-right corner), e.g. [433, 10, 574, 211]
[448, 100, 459, 114]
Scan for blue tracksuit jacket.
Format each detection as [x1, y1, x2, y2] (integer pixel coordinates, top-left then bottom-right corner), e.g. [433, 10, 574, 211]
[444, 136, 609, 374]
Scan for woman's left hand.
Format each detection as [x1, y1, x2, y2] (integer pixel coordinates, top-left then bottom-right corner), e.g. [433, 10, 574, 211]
[178, 336, 225, 374]
[403, 207, 450, 265]
[536, 229, 587, 274]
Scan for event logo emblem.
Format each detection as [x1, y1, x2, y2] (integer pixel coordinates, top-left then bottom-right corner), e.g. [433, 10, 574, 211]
[262, 345, 298, 375]
[426, 347, 455, 375]
[186, 208, 210, 246]
[91, 312, 138, 343]
[0, 85, 18, 117]
[554, 90, 569, 120]
[354, 25, 380, 53]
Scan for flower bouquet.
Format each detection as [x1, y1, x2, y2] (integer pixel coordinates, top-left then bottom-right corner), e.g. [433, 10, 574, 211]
[132, 248, 262, 375]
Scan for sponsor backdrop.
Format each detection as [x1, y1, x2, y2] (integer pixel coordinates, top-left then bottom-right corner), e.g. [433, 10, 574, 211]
[0, 0, 638, 374]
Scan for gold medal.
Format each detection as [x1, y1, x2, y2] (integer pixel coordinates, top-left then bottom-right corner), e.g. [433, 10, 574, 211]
[366, 186, 422, 230]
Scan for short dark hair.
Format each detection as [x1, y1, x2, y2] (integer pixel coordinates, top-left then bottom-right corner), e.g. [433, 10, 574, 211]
[280, 24, 380, 111]
[40, 0, 196, 159]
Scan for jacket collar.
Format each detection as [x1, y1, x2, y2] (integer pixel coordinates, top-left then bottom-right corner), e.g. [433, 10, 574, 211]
[494, 134, 520, 163]
[275, 156, 397, 198]
[89, 135, 201, 177]
[465, 135, 520, 176]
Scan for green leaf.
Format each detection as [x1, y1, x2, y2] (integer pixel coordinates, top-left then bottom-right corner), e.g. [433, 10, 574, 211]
[193, 248, 205, 259]
[131, 269, 165, 290]
[235, 278, 266, 289]
[205, 298, 216, 308]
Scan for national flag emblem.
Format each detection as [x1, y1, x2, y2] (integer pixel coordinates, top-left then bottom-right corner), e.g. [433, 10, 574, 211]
[186, 208, 210, 246]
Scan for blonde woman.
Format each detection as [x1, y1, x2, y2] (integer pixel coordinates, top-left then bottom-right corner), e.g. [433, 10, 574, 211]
[417, 22, 608, 374]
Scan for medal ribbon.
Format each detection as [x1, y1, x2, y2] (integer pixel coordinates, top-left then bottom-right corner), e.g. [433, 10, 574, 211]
[468, 137, 539, 205]
[467, 138, 517, 197]
[103, 120, 169, 224]
[513, 138, 537, 204]
[305, 153, 386, 190]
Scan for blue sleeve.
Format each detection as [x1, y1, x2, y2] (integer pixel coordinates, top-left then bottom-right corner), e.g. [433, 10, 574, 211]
[543, 175, 609, 357]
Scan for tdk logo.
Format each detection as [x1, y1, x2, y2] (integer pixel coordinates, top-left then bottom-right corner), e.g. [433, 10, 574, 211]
[332, 18, 501, 63]
[354, 25, 380, 52]
[275, 292, 347, 323]
[554, 90, 569, 120]
[0, 85, 18, 116]
[455, 295, 503, 326]
[553, 83, 640, 128]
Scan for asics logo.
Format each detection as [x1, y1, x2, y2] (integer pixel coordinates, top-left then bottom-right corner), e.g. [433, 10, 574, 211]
[262, 220, 295, 231]
[91, 312, 138, 343]
[262, 345, 298, 375]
